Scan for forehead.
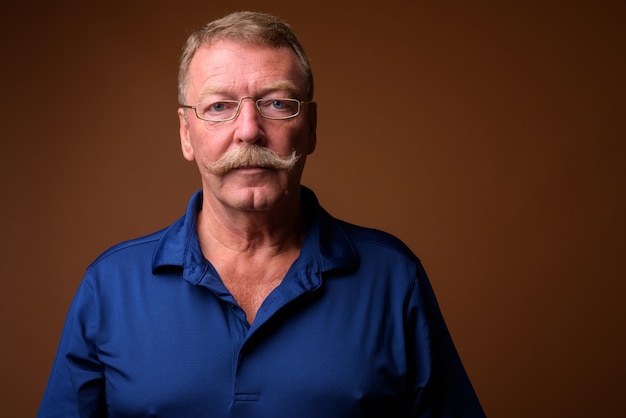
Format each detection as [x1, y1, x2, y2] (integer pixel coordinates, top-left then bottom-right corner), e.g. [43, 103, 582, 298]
[186, 40, 305, 101]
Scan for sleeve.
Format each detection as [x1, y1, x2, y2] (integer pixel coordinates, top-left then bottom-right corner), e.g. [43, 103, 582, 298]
[407, 262, 486, 418]
[37, 275, 107, 418]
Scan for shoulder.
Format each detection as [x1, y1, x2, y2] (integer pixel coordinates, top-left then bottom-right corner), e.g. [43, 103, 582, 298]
[340, 220, 416, 256]
[87, 227, 168, 270]
[333, 218, 419, 263]
[309, 192, 423, 277]
[325, 217, 425, 287]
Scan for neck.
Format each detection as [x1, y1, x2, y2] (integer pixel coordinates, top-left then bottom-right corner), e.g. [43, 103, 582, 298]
[197, 192, 305, 259]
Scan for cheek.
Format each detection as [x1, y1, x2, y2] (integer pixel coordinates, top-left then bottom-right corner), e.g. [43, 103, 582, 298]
[274, 124, 312, 154]
[188, 128, 230, 161]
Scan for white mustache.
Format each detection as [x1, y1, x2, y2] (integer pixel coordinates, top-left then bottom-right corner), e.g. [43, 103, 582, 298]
[204, 145, 300, 175]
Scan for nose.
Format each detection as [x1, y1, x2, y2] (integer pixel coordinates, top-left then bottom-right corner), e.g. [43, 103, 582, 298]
[234, 97, 264, 144]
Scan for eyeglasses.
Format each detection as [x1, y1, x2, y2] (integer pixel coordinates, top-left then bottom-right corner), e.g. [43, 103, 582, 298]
[180, 97, 308, 122]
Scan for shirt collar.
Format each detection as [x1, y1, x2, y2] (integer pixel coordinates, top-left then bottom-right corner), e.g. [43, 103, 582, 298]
[152, 187, 359, 285]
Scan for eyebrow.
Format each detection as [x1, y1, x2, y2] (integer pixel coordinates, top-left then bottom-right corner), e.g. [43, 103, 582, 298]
[262, 80, 300, 94]
[198, 80, 301, 102]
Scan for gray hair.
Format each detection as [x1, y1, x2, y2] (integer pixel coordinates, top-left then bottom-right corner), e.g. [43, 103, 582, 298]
[178, 11, 314, 104]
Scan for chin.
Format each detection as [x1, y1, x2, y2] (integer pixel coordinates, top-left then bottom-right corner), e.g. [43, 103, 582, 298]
[225, 184, 291, 211]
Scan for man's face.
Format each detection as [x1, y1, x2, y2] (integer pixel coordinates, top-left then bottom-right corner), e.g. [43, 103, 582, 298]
[178, 40, 317, 214]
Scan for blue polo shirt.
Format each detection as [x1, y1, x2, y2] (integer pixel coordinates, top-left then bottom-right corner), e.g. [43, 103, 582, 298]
[38, 187, 485, 417]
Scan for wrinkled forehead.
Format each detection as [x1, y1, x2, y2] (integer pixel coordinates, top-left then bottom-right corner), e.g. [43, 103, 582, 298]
[186, 41, 307, 101]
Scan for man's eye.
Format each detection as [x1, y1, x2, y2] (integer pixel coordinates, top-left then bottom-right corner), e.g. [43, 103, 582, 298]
[270, 100, 288, 109]
[208, 102, 228, 112]
[199, 101, 238, 118]
[259, 99, 296, 111]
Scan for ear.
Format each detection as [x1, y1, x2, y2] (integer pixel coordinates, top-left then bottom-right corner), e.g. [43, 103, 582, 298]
[305, 102, 317, 155]
[178, 108, 195, 162]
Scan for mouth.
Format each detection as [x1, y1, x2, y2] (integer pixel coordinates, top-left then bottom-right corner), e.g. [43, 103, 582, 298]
[229, 165, 274, 173]
[235, 165, 267, 170]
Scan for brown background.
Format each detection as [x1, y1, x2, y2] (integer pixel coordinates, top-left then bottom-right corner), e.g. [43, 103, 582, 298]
[1, 1, 624, 417]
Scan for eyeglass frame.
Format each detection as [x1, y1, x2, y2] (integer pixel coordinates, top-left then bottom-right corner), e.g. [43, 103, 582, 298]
[180, 96, 311, 122]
